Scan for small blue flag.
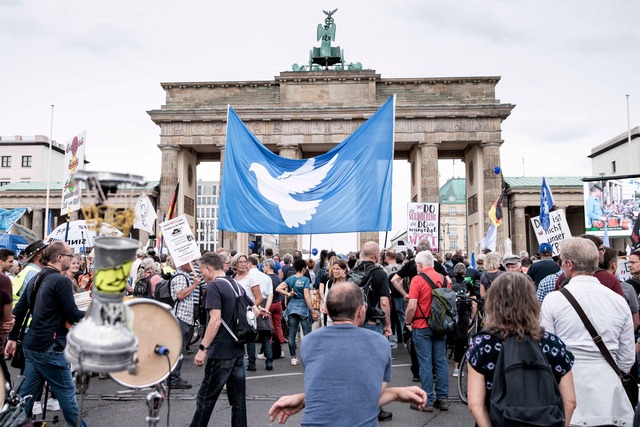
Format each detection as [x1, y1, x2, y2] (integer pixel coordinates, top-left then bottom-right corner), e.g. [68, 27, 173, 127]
[0, 208, 26, 231]
[470, 251, 477, 269]
[540, 177, 555, 232]
[219, 96, 395, 234]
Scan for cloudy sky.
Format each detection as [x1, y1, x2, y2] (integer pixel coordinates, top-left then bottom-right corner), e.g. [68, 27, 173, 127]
[2, 0, 639, 252]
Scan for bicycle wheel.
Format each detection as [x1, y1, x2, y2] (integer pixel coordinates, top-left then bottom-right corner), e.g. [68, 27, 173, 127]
[457, 357, 469, 404]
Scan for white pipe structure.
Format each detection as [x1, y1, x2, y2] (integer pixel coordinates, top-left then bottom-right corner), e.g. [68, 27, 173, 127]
[43, 104, 55, 239]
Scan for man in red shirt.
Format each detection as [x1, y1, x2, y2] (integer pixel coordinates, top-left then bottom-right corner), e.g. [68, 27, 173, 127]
[405, 250, 452, 413]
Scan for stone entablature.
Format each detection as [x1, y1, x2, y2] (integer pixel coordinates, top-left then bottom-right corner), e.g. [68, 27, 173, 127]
[149, 69, 514, 254]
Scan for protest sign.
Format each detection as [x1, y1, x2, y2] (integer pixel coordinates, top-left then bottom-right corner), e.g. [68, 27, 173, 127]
[530, 209, 571, 256]
[407, 203, 439, 253]
[159, 215, 200, 267]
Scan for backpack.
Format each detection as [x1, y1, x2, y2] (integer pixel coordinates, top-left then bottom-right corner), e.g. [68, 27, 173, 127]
[154, 272, 188, 308]
[133, 276, 152, 298]
[418, 273, 458, 335]
[219, 277, 258, 345]
[347, 263, 386, 320]
[490, 336, 565, 427]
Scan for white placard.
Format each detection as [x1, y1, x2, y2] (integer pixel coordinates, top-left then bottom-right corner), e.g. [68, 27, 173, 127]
[407, 203, 439, 253]
[530, 209, 571, 256]
[159, 215, 200, 267]
[61, 131, 86, 213]
[617, 260, 632, 283]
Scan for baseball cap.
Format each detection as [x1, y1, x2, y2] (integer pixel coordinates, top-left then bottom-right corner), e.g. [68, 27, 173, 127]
[539, 242, 553, 254]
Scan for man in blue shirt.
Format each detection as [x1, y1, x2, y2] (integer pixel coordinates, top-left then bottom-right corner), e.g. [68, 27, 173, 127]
[269, 282, 426, 426]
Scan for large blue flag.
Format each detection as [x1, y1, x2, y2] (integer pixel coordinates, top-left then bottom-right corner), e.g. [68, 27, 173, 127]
[540, 177, 555, 232]
[219, 96, 395, 234]
[0, 208, 26, 231]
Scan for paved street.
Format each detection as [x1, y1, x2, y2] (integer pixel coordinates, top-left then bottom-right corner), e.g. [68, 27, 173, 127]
[9, 343, 474, 426]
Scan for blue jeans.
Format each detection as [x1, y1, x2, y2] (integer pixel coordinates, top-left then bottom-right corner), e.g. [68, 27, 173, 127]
[412, 327, 448, 404]
[287, 314, 312, 358]
[170, 318, 193, 383]
[189, 355, 247, 427]
[392, 297, 406, 344]
[21, 345, 87, 427]
[246, 342, 256, 369]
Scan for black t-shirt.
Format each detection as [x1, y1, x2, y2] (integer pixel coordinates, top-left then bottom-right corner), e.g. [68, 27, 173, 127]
[206, 277, 253, 360]
[527, 259, 560, 286]
[268, 273, 282, 304]
[357, 261, 391, 322]
[395, 259, 448, 281]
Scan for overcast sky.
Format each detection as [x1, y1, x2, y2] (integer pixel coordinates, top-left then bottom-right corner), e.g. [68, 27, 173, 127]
[2, 0, 639, 252]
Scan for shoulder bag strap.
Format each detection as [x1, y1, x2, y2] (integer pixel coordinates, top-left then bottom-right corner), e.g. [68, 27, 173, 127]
[559, 287, 624, 377]
[217, 277, 241, 341]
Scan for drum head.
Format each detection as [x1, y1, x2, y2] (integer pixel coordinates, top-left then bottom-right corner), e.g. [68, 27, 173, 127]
[0, 365, 4, 404]
[110, 299, 182, 388]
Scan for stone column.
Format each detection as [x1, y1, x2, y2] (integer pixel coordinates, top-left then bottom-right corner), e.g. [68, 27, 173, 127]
[33, 209, 44, 241]
[158, 145, 180, 228]
[418, 141, 440, 203]
[513, 206, 526, 254]
[357, 232, 380, 250]
[481, 141, 504, 245]
[277, 143, 301, 256]
[217, 144, 237, 252]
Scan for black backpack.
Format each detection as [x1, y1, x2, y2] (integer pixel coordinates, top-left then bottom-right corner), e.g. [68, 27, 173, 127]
[347, 264, 386, 320]
[490, 335, 565, 427]
[219, 277, 258, 345]
[133, 276, 152, 298]
[154, 273, 188, 308]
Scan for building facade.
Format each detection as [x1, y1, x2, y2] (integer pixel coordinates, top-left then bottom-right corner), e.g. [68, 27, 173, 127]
[0, 135, 65, 185]
[589, 126, 640, 176]
[439, 177, 466, 252]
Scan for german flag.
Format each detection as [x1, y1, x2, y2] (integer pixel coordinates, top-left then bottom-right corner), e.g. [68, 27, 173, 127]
[488, 192, 504, 227]
[158, 182, 179, 253]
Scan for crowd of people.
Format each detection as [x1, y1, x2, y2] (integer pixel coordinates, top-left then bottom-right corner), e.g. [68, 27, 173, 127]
[1, 233, 640, 426]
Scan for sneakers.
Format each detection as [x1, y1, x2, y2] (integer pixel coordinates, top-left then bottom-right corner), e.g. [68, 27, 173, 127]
[434, 398, 450, 411]
[170, 379, 192, 389]
[266, 365, 273, 371]
[256, 353, 266, 360]
[47, 398, 60, 411]
[280, 351, 285, 358]
[290, 357, 299, 366]
[378, 408, 393, 421]
[412, 375, 420, 383]
[247, 365, 257, 372]
[410, 403, 433, 413]
[32, 402, 42, 416]
[453, 368, 460, 377]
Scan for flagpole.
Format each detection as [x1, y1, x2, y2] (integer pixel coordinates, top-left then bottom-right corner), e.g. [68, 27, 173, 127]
[627, 95, 633, 173]
[44, 104, 55, 239]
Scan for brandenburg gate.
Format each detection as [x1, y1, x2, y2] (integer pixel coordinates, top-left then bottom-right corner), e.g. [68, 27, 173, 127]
[148, 13, 514, 255]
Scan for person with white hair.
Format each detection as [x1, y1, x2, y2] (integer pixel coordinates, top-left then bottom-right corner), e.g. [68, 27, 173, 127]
[405, 250, 452, 412]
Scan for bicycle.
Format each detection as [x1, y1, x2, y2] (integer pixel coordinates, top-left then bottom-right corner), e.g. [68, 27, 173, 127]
[458, 297, 485, 404]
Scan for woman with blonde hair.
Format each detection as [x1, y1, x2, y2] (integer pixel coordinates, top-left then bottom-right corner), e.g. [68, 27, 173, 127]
[479, 252, 502, 298]
[465, 272, 576, 426]
[66, 254, 85, 293]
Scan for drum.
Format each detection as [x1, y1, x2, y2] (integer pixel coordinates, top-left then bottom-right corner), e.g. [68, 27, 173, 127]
[110, 299, 182, 389]
[607, 217, 620, 228]
[0, 365, 4, 404]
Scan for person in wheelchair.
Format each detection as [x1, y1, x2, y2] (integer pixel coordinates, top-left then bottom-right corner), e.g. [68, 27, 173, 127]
[451, 263, 475, 377]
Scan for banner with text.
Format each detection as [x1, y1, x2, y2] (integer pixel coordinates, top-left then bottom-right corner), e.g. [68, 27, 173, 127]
[530, 208, 571, 256]
[407, 203, 439, 253]
[61, 131, 86, 213]
[159, 215, 200, 267]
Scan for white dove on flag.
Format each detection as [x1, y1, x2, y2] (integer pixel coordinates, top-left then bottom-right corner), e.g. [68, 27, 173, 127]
[249, 154, 338, 228]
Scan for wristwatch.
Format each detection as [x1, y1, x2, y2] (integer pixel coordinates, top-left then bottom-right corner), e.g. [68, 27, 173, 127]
[199, 344, 208, 351]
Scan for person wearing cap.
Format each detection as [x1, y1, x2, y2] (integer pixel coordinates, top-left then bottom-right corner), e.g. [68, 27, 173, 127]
[527, 242, 560, 288]
[502, 255, 522, 272]
[11, 240, 47, 303]
[586, 183, 608, 227]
